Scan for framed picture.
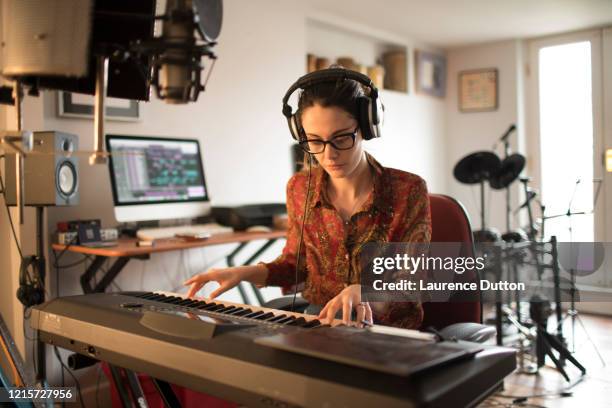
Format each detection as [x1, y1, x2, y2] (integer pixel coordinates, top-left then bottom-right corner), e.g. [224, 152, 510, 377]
[415, 50, 446, 97]
[58, 91, 140, 121]
[458, 68, 498, 112]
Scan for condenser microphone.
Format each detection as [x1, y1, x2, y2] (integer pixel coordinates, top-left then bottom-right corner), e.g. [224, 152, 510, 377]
[154, 0, 222, 104]
[157, 0, 198, 103]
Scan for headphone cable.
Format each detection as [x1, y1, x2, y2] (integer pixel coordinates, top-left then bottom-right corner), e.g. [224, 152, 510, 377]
[291, 153, 313, 312]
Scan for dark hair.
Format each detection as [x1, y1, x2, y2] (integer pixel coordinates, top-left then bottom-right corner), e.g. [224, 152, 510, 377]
[296, 66, 365, 127]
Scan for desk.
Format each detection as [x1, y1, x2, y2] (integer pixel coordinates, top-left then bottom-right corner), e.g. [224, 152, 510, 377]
[51, 230, 286, 301]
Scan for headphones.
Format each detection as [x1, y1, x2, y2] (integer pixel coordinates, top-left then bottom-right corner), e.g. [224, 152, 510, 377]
[282, 68, 384, 142]
[17, 255, 44, 308]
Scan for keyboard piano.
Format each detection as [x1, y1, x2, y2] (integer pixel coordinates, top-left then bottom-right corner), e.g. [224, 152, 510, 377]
[30, 292, 516, 407]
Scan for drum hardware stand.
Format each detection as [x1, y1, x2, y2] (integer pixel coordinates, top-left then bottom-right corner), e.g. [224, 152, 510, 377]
[491, 124, 518, 233]
[543, 179, 605, 367]
[498, 240, 548, 375]
[501, 304, 538, 374]
[500, 238, 587, 381]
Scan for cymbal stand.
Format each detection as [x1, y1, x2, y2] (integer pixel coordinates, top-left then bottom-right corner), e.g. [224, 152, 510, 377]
[504, 238, 586, 380]
[500, 136, 512, 232]
[479, 179, 486, 231]
[544, 180, 605, 366]
[519, 178, 539, 241]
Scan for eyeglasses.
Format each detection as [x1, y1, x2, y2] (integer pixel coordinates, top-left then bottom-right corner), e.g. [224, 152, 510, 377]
[299, 127, 359, 154]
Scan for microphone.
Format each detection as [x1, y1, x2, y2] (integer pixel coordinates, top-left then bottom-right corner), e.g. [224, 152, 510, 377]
[492, 124, 516, 149]
[152, 0, 222, 104]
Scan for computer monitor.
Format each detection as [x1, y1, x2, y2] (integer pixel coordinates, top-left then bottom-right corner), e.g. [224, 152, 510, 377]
[106, 135, 211, 223]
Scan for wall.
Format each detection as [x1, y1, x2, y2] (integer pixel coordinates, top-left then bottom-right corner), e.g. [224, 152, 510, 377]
[306, 15, 448, 192]
[0, 0, 450, 398]
[0, 0, 36, 360]
[445, 40, 525, 234]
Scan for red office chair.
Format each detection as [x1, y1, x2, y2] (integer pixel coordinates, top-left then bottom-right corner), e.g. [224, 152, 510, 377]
[420, 194, 494, 342]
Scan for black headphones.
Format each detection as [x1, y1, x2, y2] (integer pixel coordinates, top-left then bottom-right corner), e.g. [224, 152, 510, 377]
[17, 255, 44, 308]
[282, 68, 384, 142]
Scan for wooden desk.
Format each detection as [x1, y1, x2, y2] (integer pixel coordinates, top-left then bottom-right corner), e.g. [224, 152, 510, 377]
[52, 230, 286, 299]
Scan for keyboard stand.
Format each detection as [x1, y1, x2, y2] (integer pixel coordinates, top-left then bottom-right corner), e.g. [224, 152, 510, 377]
[226, 238, 280, 305]
[108, 364, 178, 408]
[80, 254, 150, 294]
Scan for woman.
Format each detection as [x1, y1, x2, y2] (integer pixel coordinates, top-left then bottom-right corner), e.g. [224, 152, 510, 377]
[184, 67, 431, 329]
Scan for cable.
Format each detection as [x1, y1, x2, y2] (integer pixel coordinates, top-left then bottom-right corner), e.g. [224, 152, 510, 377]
[53, 346, 85, 408]
[95, 362, 103, 408]
[0, 333, 24, 387]
[0, 155, 24, 259]
[494, 374, 584, 402]
[53, 255, 92, 270]
[291, 153, 313, 312]
[52, 234, 80, 266]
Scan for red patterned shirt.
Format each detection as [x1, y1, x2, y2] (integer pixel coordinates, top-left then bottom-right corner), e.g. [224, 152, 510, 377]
[262, 153, 432, 329]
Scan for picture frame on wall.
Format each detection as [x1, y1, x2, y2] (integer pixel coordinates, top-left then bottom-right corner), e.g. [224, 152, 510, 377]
[415, 50, 446, 97]
[458, 68, 498, 112]
[57, 91, 140, 121]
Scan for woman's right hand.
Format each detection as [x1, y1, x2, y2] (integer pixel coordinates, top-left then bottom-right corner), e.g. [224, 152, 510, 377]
[183, 267, 241, 299]
[183, 264, 269, 299]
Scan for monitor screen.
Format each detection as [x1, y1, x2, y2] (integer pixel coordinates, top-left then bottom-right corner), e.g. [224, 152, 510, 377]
[107, 135, 211, 222]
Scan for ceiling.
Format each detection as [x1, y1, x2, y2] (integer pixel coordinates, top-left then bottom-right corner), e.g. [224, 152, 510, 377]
[307, 0, 612, 49]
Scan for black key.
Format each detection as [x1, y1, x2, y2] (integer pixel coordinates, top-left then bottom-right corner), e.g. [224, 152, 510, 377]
[225, 307, 246, 315]
[177, 299, 194, 306]
[206, 304, 227, 312]
[254, 312, 275, 320]
[275, 316, 296, 324]
[139, 293, 158, 300]
[149, 294, 169, 301]
[232, 308, 253, 316]
[166, 297, 184, 304]
[267, 314, 288, 323]
[216, 306, 236, 314]
[286, 317, 307, 326]
[149, 294, 167, 301]
[302, 319, 322, 328]
[197, 303, 221, 310]
[193, 302, 210, 309]
[182, 300, 200, 307]
[243, 311, 264, 319]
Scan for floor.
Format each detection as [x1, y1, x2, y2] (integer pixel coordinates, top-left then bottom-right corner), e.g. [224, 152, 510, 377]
[479, 311, 612, 408]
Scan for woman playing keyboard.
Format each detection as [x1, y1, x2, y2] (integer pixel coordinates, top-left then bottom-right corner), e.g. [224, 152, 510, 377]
[185, 66, 431, 329]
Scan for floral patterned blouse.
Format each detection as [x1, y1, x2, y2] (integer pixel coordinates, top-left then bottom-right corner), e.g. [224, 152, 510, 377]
[262, 153, 432, 329]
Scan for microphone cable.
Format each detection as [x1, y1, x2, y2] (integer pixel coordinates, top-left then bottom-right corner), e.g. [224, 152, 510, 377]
[291, 153, 313, 312]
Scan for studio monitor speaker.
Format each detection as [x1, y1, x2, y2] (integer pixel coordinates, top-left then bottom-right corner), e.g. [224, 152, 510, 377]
[5, 131, 79, 206]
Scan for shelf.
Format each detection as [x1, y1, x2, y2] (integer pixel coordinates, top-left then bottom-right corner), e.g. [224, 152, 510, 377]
[306, 17, 409, 94]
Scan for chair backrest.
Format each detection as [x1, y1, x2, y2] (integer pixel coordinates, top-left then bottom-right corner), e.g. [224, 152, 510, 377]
[419, 194, 482, 330]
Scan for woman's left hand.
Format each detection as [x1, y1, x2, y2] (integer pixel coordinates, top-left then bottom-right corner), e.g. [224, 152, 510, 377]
[318, 284, 373, 326]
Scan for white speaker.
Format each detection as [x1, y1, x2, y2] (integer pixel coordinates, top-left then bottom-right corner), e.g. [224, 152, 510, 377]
[0, 0, 92, 78]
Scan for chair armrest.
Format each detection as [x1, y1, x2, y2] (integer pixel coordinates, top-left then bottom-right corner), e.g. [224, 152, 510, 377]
[263, 295, 309, 313]
[439, 322, 496, 343]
